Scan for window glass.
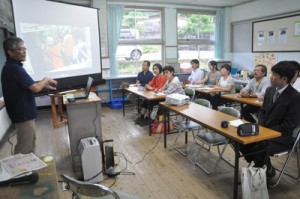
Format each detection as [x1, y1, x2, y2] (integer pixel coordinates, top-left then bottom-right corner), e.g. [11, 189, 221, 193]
[117, 8, 162, 75]
[116, 45, 162, 75]
[177, 13, 215, 72]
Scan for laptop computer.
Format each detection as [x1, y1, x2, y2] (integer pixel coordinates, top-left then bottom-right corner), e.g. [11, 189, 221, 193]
[66, 77, 94, 100]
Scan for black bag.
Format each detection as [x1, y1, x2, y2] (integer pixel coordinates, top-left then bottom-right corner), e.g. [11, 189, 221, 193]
[237, 123, 259, 136]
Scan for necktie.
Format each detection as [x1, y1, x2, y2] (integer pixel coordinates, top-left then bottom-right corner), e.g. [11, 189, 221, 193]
[273, 91, 280, 103]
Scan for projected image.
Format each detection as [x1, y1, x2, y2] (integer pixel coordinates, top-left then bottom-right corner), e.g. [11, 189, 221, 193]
[20, 24, 92, 78]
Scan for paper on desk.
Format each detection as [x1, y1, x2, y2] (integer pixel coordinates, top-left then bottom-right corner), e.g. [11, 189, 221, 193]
[0, 153, 47, 182]
[229, 119, 244, 127]
[155, 92, 165, 96]
[186, 84, 203, 88]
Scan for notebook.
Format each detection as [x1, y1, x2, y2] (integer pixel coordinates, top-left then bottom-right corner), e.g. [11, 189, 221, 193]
[66, 77, 94, 100]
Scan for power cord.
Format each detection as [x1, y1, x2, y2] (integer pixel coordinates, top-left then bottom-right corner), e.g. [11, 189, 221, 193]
[84, 169, 103, 182]
[130, 133, 162, 165]
[7, 128, 16, 155]
[112, 133, 162, 167]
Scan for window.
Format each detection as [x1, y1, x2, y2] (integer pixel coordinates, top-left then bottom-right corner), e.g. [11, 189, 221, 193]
[116, 8, 162, 75]
[177, 11, 216, 72]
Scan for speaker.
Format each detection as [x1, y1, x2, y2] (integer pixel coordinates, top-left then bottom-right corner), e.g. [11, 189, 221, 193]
[102, 140, 115, 176]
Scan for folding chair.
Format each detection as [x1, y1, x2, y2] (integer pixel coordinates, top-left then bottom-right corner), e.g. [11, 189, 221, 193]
[268, 126, 300, 188]
[61, 174, 140, 199]
[192, 107, 240, 174]
[173, 98, 211, 156]
[184, 87, 196, 101]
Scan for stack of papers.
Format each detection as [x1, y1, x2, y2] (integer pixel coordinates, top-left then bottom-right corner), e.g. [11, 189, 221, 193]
[0, 153, 47, 182]
[229, 119, 244, 127]
[155, 92, 165, 96]
[186, 84, 203, 88]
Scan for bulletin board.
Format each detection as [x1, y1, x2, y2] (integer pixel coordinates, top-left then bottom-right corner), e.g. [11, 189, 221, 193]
[252, 14, 300, 52]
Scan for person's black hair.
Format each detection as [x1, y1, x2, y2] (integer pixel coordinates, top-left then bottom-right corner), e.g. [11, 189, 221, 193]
[208, 60, 218, 71]
[153, 63, 163, 73]
[221, 63, 231, 73]
[190, 59, 199, 65]
[144, 60, 150, 67]
[163, 65, 175, 75]
[3, 36, 24, 57]
[255, 64, 267, 76]
[288, 60, 300, 72]
[271, 61, 296, 83]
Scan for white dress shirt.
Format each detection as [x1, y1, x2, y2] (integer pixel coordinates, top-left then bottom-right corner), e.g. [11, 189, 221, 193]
[188, 68, 204, 83]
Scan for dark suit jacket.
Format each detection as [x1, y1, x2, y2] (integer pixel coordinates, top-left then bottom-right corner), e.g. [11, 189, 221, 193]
[258, 84, 300, 148]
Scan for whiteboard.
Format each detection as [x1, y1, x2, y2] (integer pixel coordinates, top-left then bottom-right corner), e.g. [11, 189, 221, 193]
[252, 14, 300, 52]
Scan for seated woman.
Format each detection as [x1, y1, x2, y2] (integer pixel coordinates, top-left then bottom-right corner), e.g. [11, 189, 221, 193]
[160, 65, 185, 95]
[135, 63, 167, 126]
[210, 64, 235, 109]
[200, 60, 221, 85]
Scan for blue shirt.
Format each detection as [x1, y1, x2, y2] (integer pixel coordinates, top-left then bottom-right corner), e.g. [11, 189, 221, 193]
[1, 59, 37, 123]
[137, 70, 154, 86]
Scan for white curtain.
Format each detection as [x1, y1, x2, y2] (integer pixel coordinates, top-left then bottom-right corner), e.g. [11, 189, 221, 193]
[214, 10, 225, 59]
[108, 5, 124, 76]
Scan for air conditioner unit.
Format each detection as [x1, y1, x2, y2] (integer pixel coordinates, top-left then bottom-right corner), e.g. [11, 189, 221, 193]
[78, 137, 103, 183]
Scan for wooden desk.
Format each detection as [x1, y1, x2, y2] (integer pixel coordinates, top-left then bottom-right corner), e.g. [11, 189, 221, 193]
[64, 92, 103, 171]
[123, 86, 166, 135]
[160, 102, 280, 199]
[50, 94, 67, 128]
[0, 157, 59, 199]
[221, 93, 263, 107]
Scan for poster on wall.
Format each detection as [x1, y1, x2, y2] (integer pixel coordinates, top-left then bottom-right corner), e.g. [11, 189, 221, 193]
[257, 31, 265, 46]
[267, 31, 275, 45]
[279, 28, 288, 44]
[294, 20, 300, 36]
[254, 53, 277, 76]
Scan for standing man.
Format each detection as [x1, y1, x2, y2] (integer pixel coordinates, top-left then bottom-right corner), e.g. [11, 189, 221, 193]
[239, 61, 300, 184]
[185, 59, 205, 84]
[240, 64, 270, 122]
[1, 37, 58, 154]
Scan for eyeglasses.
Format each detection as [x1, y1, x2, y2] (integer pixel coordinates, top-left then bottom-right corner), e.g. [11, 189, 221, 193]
[11, 47, 27, 52]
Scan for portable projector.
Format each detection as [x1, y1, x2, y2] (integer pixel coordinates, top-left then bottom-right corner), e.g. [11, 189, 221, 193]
[165, 93, 189, 106]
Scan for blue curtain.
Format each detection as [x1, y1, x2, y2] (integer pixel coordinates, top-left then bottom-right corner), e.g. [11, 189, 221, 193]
[214, 10, 225, 59]
[108, 5, 124, 76]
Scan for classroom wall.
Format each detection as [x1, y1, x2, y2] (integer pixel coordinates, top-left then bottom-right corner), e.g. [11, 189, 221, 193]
[0, 107, 11, 141]
[225, 0, 300, 70]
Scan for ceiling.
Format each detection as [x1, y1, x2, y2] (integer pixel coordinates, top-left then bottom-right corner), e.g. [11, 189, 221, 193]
[106, 0, 257, 8]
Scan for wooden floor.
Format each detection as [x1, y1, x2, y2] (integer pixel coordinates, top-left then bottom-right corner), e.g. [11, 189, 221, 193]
[0, 105, 300, 199]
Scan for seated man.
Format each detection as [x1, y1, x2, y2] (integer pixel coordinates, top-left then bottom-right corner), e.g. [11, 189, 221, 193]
[240, 64, 270, 122]
[239, 61, 300, 184]
[127, 60, 154, 108]
[185, 59, 205, 84]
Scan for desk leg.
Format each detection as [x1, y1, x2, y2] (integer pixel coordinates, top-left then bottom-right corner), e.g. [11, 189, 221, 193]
[50, 96, 58, 128]
[164, 107, 167, 148]
[233, 141, 240, 199]
[122, 89, 125, 116]
[163, 107, 169, 148]
[148, 101, 151, 136]
[58, 96, 64, 122]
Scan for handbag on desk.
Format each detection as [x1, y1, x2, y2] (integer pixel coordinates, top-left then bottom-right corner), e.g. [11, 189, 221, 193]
[237, 123, 259, 136]
[241, 166, 269, 199]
